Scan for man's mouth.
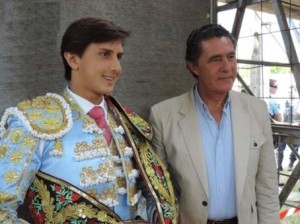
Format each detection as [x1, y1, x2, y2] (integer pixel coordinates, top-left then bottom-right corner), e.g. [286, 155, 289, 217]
[103, 75, 114, 81]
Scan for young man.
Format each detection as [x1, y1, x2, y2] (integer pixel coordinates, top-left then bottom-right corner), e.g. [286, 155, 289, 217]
[0, 17, 178, 223]
[149, 24, 279, 223]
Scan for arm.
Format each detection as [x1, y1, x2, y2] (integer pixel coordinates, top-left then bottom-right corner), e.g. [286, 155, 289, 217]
[272, 113, 282, 122]
[0, 117, 41, 223]
[269, 100, 282, 122]
[256, 102, 280, 223]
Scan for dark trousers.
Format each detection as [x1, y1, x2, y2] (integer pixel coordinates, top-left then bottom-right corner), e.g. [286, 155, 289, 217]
[277, 142, 299, 168]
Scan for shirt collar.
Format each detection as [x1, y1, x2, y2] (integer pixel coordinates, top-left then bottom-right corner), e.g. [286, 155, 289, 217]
[193, 85, 231, 113]
[66, 87, 108, 116]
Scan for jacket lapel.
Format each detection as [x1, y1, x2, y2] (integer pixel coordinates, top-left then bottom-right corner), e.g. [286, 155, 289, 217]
[230, 91, 250, 206]
[178, 89, 209, 196]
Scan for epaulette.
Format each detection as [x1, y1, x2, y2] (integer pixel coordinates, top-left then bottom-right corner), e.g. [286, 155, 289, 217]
[107, 96, 153, 141]
[0, 93, 73, 141]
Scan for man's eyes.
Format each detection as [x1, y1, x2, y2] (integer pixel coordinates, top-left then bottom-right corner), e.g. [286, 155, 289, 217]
[99, 51, 111, 57]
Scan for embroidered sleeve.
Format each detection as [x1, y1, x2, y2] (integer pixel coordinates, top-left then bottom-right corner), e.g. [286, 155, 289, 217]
[0, 93, 74, 222]
[0, 116, 41, 223]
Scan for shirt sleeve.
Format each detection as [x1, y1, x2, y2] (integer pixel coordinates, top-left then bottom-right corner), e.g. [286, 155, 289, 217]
[268, 100, 281, 117]
[0, 116, 42, 223]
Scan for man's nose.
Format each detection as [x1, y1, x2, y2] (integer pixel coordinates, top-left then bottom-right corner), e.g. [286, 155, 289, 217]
[111, 57, 121, 73]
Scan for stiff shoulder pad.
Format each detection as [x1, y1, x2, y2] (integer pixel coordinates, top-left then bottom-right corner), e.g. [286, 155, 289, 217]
[107, 96, 153, 141]
[0, 93, 73, 140]
[123, 107, 153, 141]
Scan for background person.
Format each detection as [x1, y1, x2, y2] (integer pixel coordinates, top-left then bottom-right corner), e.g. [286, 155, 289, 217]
[284, 85, 300, 171]
[149, 24, 279, 224]
[267, 78, 286, 171]
[268, 78, 282, 122]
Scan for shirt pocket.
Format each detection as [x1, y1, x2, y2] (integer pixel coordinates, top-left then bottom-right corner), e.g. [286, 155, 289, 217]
[248, 134, 266, 176]
[249, 134, 266, 150]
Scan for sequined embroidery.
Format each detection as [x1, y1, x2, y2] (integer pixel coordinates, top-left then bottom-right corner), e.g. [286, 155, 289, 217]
[80, 161, 116, 187]
[74, 138, 110, 161]
[10, 129, 24, 143]
[22, 136, 36, 147]
[4, 170, 20, 184]
[21, 172, 121, 223]
[0, 144, 8, 158]
[9, 150, 23, 163]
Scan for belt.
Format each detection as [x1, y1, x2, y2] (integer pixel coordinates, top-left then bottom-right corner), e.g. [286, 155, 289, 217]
[207, 216, 238, 224]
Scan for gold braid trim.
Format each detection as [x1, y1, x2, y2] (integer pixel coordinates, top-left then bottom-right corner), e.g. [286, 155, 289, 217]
[140, 142, 173, 204]
[139, 141, 178, 223]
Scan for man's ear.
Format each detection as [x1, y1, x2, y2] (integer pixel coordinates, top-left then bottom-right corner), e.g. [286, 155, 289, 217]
[186, 61, 199, 77]
[64, 52, 80, 71]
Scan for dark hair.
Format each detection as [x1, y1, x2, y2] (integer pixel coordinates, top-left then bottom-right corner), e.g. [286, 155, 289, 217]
[60, 17, 130, 81]
[185, 24, 236, 64]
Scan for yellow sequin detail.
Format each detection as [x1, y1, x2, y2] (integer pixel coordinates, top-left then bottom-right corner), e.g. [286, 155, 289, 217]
[0, 144, 8, 158]
[10, 129, 23, 143]
[0, 192, 15, 203]
[4, 170, 20, 184]
[22, 136, 36, 147]
[44, 118, 60, 129]
[9, 150, 23, 163]
[27, 111, 43, 120]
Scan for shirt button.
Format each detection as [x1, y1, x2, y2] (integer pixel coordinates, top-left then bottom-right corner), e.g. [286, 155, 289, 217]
[202, 201, 208, 206]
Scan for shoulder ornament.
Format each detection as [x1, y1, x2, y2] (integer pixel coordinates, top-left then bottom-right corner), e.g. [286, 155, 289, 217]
[123, 107, 153, 140]
[0, 93, 73, 141]
[107, 96, 152, 140]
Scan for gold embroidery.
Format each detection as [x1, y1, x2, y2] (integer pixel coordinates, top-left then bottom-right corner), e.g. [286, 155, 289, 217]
[116, 109, 178, 223]
[82, 117, 95, 128]
[140, 142, 176, 209]
[17, 100, 32, 110]
[96, 211, 119, 224]
[111, 143, 118, 155]
[74, 139, 110, 161]
[116, 177, 126, 189]
[31, 96, 50, 108]
[44, 118, 60, 130]
[47, 104, 60, 113]
[0, 191, 15, 203]
[128, 185, 137, 204]
[4, 170, 20, 184]
[63, 92, 81, 112]
[80, 162, 116, 187]
[54, 139, 63, 153]
[0, 210, 14, 223]
[33, 177, 119, 223]
[0, 144, 8, 158]
[27, 111, 43, 120]
[100, 188, 118, 202]
[9, 150, 23, 163]
[10, 129, 23, 143]
[18, 95, 70, 135]
[125, 160, 133, 174]
[91, 138, 107, 149]
[86, 189, 100, 200]
[22, 136, 36, 147]
[75, 141, 89, 153]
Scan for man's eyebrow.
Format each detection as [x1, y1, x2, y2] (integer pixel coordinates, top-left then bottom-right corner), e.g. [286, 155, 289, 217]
[208, 54, 221, 61]
[97, 48, 113, 52]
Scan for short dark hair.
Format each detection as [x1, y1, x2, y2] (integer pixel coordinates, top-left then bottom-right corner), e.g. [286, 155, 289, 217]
[185, 24, 236, 64]
[269, 79, 278, 88]
[60, 17, 130, 81]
